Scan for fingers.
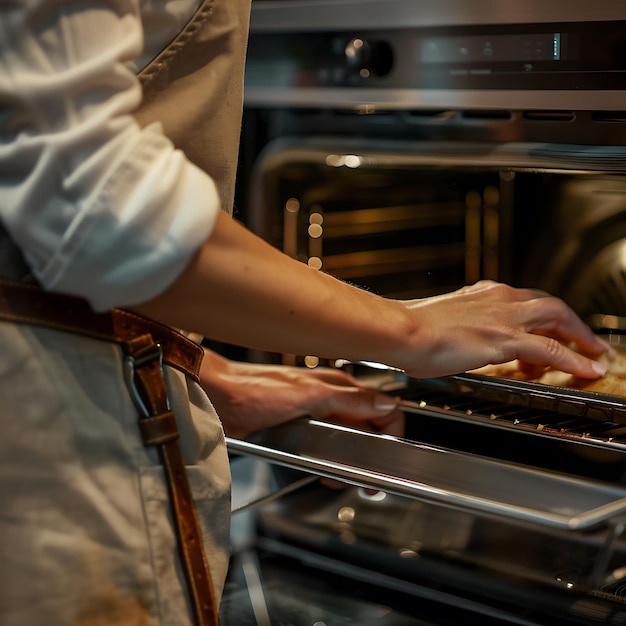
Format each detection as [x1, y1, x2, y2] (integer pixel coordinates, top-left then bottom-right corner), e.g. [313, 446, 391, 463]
[517, 296, 608, 357]
[367, 406, 406, 437]
[501, 332, 607, 379]
[302, 367, 405, 435]
[309, 383, 404, 436]
[458, 282, 609, 370]
[315, 384, 398, 419]
[472, 287, 605, 376]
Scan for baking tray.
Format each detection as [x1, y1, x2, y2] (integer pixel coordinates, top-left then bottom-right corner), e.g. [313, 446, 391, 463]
[437, 372, 626, 425]
[345, 356, 626, 426]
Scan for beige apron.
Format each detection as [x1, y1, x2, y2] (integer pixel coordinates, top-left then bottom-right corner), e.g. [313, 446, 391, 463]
[0, 1, 251, 624]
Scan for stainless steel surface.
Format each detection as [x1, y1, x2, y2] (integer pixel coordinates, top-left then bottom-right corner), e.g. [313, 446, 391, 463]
[226, 418, 626, 530]
[251, 1, 626, 31]
[566, 239, 626, 319]
[252, 138, 626, 175]
[516, 178, 626, 321]
[245, 88, 626, 113]
[220, 541, 550, 625]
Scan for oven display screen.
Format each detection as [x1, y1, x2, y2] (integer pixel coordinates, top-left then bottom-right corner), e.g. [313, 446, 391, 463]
[421, 33, 562, 64]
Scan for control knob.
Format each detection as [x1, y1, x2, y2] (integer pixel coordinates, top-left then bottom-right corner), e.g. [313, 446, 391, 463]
[344, 37, 393, 78]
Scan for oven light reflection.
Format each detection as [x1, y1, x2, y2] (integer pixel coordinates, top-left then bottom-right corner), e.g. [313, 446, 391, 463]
[337, 506, 355, 522]
[308, 223, 323, 238]
[335, 507, 358, 544]
[357, 488, 387, 502]
[325, 154, 363, 168]
[398, 548, 419, 559]
[555, 576, 576, 589]
[304, 355, 320, 368]
[345, 38, 364, 58]
[285, 197, 300, 213]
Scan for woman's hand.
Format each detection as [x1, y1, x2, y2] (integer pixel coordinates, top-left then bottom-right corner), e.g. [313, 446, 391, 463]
[199, 349, 404, 440]
[392, 280, 609, 380]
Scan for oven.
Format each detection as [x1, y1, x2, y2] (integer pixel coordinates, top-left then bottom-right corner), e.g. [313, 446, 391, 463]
[220, 2, 626, 624]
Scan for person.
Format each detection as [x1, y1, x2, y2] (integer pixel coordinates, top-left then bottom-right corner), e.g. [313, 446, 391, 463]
[0, 1, 609, 625]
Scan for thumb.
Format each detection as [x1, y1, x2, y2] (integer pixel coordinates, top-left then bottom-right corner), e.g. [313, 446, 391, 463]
[371, 391, 400, 413]
[312, 387, 404, 436]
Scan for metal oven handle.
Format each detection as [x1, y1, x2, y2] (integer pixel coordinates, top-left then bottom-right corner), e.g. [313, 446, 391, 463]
[226, 418, 626, 531]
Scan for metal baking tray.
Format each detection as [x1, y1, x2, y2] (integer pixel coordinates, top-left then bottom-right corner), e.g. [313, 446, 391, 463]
[343, 358, 626, 425]
[435, 372, 626, 425]
[227, 418, 626, 531]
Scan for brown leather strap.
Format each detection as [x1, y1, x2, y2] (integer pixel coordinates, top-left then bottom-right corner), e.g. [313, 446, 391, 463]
[0, 279, 217, 625]
[0, 279, 203, 381]
[125, 335, 219, 626]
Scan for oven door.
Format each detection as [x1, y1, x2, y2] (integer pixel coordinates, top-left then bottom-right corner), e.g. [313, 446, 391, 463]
[222, 419, 626, 626]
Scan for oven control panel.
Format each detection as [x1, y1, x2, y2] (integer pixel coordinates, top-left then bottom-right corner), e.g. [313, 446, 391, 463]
[245, 2, 626, 111]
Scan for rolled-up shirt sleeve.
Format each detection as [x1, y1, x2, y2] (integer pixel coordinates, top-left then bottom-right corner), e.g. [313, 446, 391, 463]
[0, 0, 220, 312]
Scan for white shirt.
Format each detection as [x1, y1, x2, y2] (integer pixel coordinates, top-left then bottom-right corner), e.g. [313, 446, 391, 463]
[0, 0, 219, 312]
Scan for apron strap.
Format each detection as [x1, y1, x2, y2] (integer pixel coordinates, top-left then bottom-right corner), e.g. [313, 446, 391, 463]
[124, 335, 219, 626]
[0, 278, 203, 380]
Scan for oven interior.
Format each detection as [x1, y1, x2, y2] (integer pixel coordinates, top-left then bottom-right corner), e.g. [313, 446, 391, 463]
[238, 130, 626, 367]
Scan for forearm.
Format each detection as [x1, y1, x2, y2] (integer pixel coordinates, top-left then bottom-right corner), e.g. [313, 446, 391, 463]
[132, 211, 415, 365]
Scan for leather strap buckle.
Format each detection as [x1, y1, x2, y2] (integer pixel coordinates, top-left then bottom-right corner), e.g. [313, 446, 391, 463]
[124, 341, 170, 418]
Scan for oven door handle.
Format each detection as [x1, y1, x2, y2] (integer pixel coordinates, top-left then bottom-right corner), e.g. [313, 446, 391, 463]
[226, 417, 626, 531]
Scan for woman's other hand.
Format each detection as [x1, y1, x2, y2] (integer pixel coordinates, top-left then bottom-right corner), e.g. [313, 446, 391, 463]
[199, 349, 404, 440]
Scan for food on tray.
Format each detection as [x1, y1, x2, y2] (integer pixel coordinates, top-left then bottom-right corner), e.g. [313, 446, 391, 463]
[470, 348, 626, 396]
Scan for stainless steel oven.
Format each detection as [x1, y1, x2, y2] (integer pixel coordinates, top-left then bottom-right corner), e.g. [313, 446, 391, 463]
[234, 0, 626, 351]
[221, 2, 626, 624]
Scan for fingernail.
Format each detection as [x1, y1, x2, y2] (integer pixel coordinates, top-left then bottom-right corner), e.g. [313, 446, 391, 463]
[374, 394, 397, 412]
[592, 360, 608, 376]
